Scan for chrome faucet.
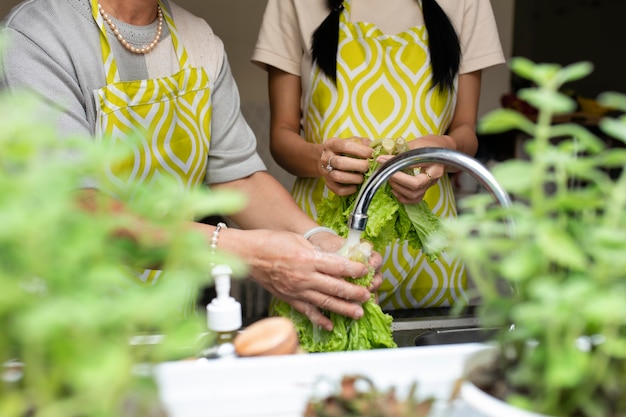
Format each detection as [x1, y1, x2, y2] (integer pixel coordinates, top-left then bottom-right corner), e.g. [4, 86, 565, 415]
[348, 147, 513, 231]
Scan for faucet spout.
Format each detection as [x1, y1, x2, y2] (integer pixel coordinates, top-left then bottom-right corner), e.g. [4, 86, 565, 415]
[348, 147, 512, 231]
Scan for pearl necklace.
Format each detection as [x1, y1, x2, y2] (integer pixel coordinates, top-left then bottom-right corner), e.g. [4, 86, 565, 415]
[98, 3, 163, 55]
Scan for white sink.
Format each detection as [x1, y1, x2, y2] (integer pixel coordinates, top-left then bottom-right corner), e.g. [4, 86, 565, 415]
[155, 343, 489, 417]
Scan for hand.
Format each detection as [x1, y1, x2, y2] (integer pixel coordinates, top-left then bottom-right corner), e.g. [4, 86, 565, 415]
[375, 135, 448, 204]
[375, 154, 441, 204]
[308, 231, 384, 294]
[244, 229, 380, 331]
[320, 137, 374, 196]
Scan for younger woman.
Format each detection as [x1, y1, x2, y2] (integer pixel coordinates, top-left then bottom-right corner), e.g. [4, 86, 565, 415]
[252, 0, 505, 310]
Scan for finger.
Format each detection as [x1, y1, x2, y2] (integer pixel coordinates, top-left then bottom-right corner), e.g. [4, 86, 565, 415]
[392, 169, 424, 186]
[350, 136, 372, 146]
[388, 179, 426, 204]
[328, 169, 366, 186]
[291, 300, 334, 331]
[388, 174, 427, 198]
[328, 153, 371, 175]
[389, 179, 422, 198]
[302, 287, 365, 321]
[330, 138, 374, 159]
[309, 272, 371, 304]
[391, 188, 425, 205]
[320, 149, 331, 175]
[368, 271, 383, 293]
[307, 232, 344, 253]
[316, 252, 372, 285]
[325, 179, 358, 197]
[331, 276, 371, 303]
[369, 250, 383, 270]
[328, 167, 367, 185]
[376, 154, 393, 165]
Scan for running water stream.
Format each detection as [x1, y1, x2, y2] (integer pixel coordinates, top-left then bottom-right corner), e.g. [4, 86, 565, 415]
[343, 228, 363, 250]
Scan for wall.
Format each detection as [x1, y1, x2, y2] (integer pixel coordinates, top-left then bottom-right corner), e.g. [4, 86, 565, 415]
[513, 0, 626, 98]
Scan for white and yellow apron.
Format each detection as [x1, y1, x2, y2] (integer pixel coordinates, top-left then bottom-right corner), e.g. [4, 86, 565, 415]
[295, 0, 467, 309]
[91, 0, 212, 315]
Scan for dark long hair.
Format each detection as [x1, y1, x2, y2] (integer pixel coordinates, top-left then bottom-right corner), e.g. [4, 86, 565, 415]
[311, 0, 460, 92]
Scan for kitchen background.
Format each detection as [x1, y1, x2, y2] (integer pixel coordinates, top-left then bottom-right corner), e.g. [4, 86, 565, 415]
[1, 0, 623, 189]
[1, 0, 623, 318]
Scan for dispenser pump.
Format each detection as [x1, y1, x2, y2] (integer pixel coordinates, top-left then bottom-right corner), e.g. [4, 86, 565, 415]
[207, 264, 242, 333]
[199, 265, 242, 360]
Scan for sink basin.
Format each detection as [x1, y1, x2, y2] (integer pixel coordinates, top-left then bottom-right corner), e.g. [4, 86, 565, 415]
[387, 307, 497, 347]
[412, 327, 498, 346]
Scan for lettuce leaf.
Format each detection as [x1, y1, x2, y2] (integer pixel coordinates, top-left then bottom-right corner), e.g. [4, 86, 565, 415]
[273, 241, 397, 352]
[274, 294, 397, 352]
[317, 144, 446, 260]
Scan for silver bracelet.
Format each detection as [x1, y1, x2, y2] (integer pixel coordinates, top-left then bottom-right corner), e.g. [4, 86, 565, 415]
[211, 222, 227, 252]
[303, 226, 338, 240]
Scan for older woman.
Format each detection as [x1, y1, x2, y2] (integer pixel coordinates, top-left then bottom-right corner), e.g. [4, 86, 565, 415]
[0, 0, 382, 329]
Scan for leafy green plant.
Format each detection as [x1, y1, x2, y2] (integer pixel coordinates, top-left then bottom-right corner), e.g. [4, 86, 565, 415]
[0, 87, 246, 416]
[303, 375, 434, 417]
[445, 57, 626, 417]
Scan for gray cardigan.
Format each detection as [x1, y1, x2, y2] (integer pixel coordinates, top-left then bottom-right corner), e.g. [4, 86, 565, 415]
[0, 0, 265, 185]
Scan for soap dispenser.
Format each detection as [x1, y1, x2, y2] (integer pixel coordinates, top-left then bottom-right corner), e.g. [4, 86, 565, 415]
[199, 264, 242, 359]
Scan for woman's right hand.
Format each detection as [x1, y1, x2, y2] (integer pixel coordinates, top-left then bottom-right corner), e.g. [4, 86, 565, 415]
[320, 137, 374, 196]
[229, 228, 379, 331]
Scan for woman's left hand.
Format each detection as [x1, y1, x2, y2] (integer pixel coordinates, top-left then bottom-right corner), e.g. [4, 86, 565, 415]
[320, 137, 373, 197]
[375, 135, 448, 204]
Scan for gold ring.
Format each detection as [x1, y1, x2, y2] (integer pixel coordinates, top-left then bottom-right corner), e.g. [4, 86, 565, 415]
[423, 170, 432, 180]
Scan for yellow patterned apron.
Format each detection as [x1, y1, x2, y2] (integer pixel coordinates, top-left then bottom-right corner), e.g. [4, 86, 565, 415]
[91, 0, 212, 314]
[295, 0, 467, 309]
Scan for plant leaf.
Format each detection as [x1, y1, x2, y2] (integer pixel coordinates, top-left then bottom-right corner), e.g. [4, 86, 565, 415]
[535, 223, 587, 270]
[518, 89, 577, 114]
[478, 109, 535, 135]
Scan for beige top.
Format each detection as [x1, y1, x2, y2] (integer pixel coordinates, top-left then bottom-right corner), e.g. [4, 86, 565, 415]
[252, 0, 505, 101]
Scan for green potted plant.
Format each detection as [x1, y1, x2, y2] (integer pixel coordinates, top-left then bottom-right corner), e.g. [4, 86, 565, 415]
[445, 57, 626, 417]
[0, 86, 246, 415]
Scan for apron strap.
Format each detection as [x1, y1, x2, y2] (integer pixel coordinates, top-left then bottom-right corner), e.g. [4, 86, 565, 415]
[90, 0, 190, 84]
[159, 1, 190, 69]
[91, 0, 119, 83]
